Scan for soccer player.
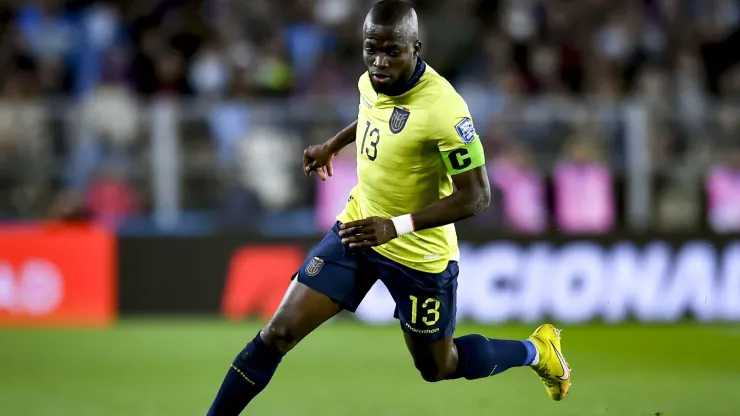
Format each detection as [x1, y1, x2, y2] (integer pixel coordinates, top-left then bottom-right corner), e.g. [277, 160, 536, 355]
[207, 1, 571, 414]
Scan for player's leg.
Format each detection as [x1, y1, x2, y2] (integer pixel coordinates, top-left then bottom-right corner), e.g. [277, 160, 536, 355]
[384, 258, 570, 400]
[207, 222, 376, 415]
[402, 332, 535, 382]
[403, 326, 571, 401]
[208, 280, 341, 415]
[392, 268, 537, 382]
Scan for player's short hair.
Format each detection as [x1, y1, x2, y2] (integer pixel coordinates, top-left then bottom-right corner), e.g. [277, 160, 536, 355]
[366, 0, 418, 41]
[368, 0, 415, 26]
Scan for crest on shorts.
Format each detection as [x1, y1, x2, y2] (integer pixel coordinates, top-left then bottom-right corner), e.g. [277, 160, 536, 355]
[305, 257, 324, 276]
[389, 107, 410, 134]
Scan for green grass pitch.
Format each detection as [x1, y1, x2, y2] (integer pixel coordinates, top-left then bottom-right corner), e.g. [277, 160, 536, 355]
[1, 319, 739, 415]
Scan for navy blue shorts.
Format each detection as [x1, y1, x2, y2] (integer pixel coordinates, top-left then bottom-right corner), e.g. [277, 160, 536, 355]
[294, 222, 458, 342]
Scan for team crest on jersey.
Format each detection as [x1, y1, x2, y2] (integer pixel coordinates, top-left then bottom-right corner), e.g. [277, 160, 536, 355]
[305, 257, 324, 276]
[455, 117, 477, 144]
[389, 107, 410, 134]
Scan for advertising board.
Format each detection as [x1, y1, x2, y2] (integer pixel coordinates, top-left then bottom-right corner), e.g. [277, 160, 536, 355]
[0, 223, 116, 327]
[118, 234, 740, 324]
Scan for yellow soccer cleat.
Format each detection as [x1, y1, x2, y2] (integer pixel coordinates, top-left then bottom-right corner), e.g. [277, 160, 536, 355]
[528, 324, 571, 401]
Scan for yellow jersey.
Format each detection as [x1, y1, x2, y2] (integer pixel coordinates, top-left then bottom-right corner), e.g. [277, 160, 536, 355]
[336, 62, 486, 273]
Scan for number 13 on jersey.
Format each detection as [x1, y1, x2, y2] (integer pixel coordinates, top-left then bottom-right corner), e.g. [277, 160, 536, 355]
[360, 121, 380, 161]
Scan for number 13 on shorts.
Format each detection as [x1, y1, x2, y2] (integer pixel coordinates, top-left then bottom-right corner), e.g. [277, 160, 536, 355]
[409, 295, 441, 326]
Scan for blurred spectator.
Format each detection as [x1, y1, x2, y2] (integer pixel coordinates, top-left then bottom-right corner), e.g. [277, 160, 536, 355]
[553, 129, 615, 234]
[60, 47, 139, 220]
[0, 70, 48, 169]
[654, 102, 733, 231]
[0, 67, 49, 219]
[15, 0, 76, 94]
[707, 142, 740, 233]
[153, 48, 186, 95]
[314, 0, 357, 27]
[207, 66, 252, 170]
[74, 1, 122, 97]
[488, 141, 547, 234]
[236, 124, 301, 212]
[189, 36, 229, 99]
[252, 34, 293, 96]
[283, 1, 334, 87]
[675, 46, 709, 136]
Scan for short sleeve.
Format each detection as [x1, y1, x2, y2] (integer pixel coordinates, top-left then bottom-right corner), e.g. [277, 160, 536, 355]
[428, 96, 486, 175]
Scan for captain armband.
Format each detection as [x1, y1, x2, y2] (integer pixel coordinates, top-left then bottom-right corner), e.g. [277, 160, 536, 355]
[440, 139, 485, 175]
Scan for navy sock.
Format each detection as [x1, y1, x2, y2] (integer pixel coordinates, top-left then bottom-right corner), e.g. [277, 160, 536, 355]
[207, 331, 283, 416]
[450, 334, 535, 380]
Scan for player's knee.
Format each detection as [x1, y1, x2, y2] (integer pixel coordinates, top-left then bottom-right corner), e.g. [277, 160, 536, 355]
[418, 368, 446, 383]
[414, 362, 447, 383]
[260, 321, 296, 355]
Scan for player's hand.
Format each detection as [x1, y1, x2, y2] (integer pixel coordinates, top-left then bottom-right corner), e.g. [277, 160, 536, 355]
[338, 217, 397, 248]
[303, 143, 339, 181]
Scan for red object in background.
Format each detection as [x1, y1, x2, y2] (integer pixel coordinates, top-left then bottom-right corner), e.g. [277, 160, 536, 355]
[0, 223, 117, 327]
[85, 177, 140, 228]
[222, 246, 305, 321]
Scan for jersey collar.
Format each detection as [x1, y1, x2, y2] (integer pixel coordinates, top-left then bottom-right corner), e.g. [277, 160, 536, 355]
[381, 59, 426, 97]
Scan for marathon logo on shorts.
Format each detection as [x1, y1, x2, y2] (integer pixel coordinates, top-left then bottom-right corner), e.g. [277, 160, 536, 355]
[455, 118, 477, 144]
[305, 257, 324, 276]
[389, 107, 410, 134]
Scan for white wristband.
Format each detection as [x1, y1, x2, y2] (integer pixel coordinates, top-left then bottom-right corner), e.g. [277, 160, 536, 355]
[391, 214, 415, 237]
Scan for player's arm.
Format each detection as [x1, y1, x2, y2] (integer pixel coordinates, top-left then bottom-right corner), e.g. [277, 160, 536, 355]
[409, 104, 491, 231]
[304, 120, 358, 180]
[327, 119, 358, 152]
[407, 160, 490, 231]
[387, 133, 489, 237]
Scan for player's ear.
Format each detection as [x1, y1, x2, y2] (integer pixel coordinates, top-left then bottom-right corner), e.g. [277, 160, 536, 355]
[413, 40, 421, 59]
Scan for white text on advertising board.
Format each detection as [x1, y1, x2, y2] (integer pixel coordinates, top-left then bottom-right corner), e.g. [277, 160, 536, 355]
[0, 259, 65, 316]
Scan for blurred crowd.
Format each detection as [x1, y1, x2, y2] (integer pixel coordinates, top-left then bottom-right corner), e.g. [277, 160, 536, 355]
[0, 0, 738, 235]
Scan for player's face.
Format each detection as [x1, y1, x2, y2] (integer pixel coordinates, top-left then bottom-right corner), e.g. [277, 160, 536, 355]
[363, 24, 420, 94]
